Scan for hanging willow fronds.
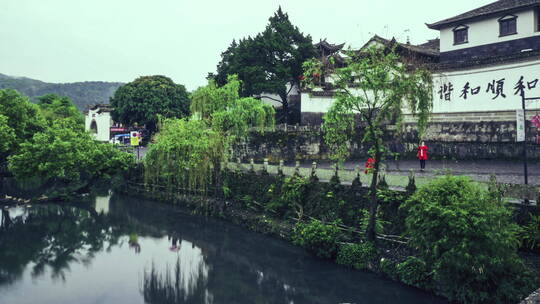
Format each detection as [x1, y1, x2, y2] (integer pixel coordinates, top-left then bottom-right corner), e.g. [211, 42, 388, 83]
[144, 119, 227, 194]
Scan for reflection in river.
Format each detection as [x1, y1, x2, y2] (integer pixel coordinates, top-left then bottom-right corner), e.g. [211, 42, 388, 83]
[0, 193, 447, 304]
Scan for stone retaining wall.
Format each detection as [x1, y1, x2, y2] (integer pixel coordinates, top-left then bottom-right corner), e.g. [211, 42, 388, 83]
[234, 119, 540, 161]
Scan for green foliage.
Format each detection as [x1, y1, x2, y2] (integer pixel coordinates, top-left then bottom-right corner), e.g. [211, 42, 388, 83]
[0, 89, 46, 159]
[304, 47, 432, 241]
[37, 94, 84, 128]
[281, 175, 311, 219]
[396, 257, 431, 289]
[7, 119, 133, 196]
[0, 114, 16, 156]
[303, 47, 433, 162]
[110, 75, 190, 133]
[359, 208, 387, 235]
[214, 7, 316, 122]
[402, 176, 537, 304]
[292, 219, 341, 259]
[519, 213, 540, 251]
[336, 242, 377, 270]
[144, 119, 227, 193]
[145, 76, 275, 194]
[211, 97, 275, 139]
[380, 258, 398, 280]
[190, 75, 240, 120]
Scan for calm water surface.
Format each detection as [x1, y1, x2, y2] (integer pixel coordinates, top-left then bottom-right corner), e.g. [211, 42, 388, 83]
[0, 193, 447, 304]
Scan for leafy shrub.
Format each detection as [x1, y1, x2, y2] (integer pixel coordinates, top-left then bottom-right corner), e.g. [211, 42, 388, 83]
[281, 175, 311, 218]
[519, 213, 540, 251]
[359, 209, 387, 235]
[396, 256, 431, 289]
[336, 242, 377, 270]
[292, 219, 340, 259]
[402, 176, 537, 304]
[380, 258, 398, 280]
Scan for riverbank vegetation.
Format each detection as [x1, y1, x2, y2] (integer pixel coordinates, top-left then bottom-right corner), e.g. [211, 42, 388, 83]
[125, 164, 540, 304]
[0, 89, 133, 198]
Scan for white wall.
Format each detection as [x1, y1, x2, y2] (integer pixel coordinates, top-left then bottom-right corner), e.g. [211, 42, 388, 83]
[259, 83, 300, 109]
[302, 58, 540, 116]
[433, 59, 540, 113]
[440, 9, 540, 52]
[301, 92, 336, 113]
[85, 108, 112, 141]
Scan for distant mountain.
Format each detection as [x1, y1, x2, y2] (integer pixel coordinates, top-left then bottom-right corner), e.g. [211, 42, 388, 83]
[0, 73, 124, 111]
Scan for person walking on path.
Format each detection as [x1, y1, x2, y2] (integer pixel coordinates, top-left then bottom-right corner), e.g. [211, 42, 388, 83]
[417, 141, 428, 171]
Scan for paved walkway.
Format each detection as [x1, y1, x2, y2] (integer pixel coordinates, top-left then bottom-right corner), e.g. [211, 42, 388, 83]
[294, 159, 540, 186]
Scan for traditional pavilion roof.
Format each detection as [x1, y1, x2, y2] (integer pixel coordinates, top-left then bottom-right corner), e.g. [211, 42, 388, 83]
[314, 39, 345, 55]
[427, 0, 540, 30]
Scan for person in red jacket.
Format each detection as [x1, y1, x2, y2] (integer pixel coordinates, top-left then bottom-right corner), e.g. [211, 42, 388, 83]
[417, 141, 428, 171]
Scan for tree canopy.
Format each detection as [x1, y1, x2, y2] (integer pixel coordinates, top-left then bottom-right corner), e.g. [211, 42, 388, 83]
[8, 119, 133, 196]
[37, 94, 84, 129]
[402, 176, 537, 304]
[0, 89, 46, 163]
[0, 89, 134, 197]
[110, 75, 190, 133]
[303, 47, 432, 241]
[213, 7, 316, 123]
[144, 76, 275, 194]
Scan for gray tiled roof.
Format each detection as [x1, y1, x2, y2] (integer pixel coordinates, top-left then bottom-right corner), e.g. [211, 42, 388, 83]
[427, 0, 540, 29]
[362, 35, 440, 57]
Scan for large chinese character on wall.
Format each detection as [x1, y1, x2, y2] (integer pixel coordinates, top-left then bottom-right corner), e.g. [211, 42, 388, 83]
[432, 61, 540, 113]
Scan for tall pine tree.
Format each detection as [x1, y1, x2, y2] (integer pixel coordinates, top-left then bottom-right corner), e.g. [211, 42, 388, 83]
[214, 7, 316, 123]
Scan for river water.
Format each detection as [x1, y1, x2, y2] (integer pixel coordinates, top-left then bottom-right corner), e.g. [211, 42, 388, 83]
[0, 193, 446, 304]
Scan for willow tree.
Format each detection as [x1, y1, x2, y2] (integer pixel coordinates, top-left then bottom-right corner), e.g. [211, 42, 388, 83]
[144, 75, 275, 196]
[303, 47, 432, 241]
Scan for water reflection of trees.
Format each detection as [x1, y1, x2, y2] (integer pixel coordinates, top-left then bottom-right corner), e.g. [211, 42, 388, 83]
[0, 204, 127, 285]
[142, 257, 212, 304]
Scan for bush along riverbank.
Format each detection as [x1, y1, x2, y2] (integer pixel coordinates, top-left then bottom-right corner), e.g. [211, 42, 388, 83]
[122, 165, 540, 304]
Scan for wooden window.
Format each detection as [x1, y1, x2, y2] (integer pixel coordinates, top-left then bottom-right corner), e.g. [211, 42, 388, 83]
[499, 15, 517, 36]
[453, 25, 468, 45]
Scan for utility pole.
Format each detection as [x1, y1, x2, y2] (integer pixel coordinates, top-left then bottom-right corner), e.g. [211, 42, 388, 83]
[519, 89, 540, 205]
[520, 91, 529, 185]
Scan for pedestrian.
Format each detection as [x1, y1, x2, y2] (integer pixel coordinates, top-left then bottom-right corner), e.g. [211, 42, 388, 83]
[417, 141, 428, 171]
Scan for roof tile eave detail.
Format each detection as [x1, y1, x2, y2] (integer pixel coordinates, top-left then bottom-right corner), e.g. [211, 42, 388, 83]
[426, 0, 540, 29]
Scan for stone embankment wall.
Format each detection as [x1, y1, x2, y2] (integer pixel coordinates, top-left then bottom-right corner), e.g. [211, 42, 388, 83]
[233, 115, 540, 161]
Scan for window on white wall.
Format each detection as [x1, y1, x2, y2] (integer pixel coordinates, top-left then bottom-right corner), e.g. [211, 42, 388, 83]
[453, 25, 469, 45]
[499, 15, 517, 36]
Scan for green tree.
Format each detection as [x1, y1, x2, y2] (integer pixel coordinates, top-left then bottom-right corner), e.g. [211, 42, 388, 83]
[0, 89, 46, 164]
[402, 176, 537, 304]
[8, 119, 134, 197]
[303, 47, 432, 241]
[145, 76, 274, 195]
[36, 94, 84, 128]
[0, 114, 16, 157]
[214, 7, 316, 123]
[190, 76, 241, 120]
[144, 118, 227, 193]
[110, 75, 190, 133]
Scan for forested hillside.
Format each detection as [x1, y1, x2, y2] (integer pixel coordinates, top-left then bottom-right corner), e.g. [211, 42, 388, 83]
[0, 73, 123, 110]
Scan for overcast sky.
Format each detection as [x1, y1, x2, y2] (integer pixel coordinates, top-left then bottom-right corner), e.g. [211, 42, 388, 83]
[0, 0, 494, 91]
